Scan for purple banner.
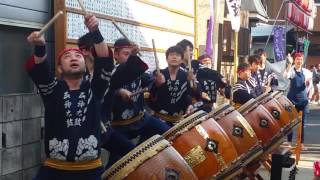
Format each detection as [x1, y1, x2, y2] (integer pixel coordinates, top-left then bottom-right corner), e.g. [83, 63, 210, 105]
[205, 16, 213, 56]
[273, 26, 285, 62]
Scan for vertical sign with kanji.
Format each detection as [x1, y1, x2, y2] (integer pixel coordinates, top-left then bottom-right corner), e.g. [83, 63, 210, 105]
[226, 0, 241, 32]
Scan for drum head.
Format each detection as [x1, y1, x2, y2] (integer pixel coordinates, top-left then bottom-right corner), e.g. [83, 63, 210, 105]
[255, 93, 272, 103]
[163, 110, 207, 141]
[238, 99, 257, 114]
[210, 103, 234, 118]
[102, 135, 170, 180]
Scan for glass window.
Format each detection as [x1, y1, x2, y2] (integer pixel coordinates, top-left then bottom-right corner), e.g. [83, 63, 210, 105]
[0, 25, 35, 94]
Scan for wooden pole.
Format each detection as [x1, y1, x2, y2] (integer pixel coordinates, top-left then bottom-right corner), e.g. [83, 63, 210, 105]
[295, 111, 303, 165]
[233, 31, 239, 84]
[212, 0, 221, 70]
[39, 11, 64, 35]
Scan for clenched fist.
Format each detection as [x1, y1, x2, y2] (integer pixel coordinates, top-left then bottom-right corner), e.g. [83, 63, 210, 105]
[84, 14, 99, 32]
[154, 72, 165, 87]
[27, 31, 45, 46]
[117, 88, 133, 102]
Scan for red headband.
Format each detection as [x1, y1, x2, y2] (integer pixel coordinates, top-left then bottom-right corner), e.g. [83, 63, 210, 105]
[237, 67, 249, 74]
[57, 48, 84, 64]
[293, 52, 304, 59]
[114, 45, 132, 49]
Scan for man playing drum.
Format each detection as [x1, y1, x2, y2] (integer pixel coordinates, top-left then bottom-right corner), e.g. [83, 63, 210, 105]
[149, 45, 194, 125]
[103, 38, 170, 144]
[232, 62, 259, 107]
[27, 14, 112, 180]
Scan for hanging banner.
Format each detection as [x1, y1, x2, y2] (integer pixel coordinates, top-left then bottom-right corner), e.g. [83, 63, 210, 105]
[287, 2, 316, 31]
[205, 16, 213, 56]
[273, 26, 285, 62]
[226, 0, 241, 32]
[304, 39, 310, 60]
[205, 0, 214, 56]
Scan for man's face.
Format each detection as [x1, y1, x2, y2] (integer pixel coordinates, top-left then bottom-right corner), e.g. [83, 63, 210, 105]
[294, 56, 304, 67]
[261, 53, 267, 63]
[240, 69, 251, 80]
[250, 62, 259, 72]
[166, 52, 182, 67]
[200, 57, 212, 69]
[114, 47, 132, 64]
[60, 50, 86, 76]
[317, 64, 320, 70]
[183, 46, 193, 62]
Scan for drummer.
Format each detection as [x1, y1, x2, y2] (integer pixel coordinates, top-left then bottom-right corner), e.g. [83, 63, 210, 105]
[248, 55, 264, 96]
[27, 14, 112, 180]
[149, 45, 194, 126]
[103, 38, 170, 143]
[232, 62, 258, 107]
[78, 34, 149, 169]
[254, 49, 278, 92]
[284, 52, 312, 148]
[197, 54, 228, 111]
[176, 39, 202, 102]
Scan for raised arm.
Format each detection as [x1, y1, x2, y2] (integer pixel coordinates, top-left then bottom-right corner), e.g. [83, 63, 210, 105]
[283, 53, 293, 79]
[25, 31, 57, 98]
[84, 14, 114, 98]
[84, 14, 109, 58]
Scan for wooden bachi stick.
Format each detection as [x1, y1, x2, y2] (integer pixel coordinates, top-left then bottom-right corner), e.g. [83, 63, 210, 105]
[129, 88, 149, 98]
[39, 11, 64, 35]
[152, 39, 160, 74]
[188, 56, 194, 88]
[112, 20, 142, 56]
[77, 0, 87, 14]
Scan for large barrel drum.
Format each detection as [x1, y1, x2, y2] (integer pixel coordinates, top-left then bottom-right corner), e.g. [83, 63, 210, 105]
[209, 104, 262, 165]
[238, 99, 282, 151]
[163, 110, 238, 179]
[102, 135, 198, 180]
[255, 93, 289, 129]
[271, 91, 299, 133]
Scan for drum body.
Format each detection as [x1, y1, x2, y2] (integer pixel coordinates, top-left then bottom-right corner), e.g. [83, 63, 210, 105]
[255, 93, 289, 129]
[238, 99, 281, 148]
[163, 111, 238, 179]
[272, 91, 299, 123]
[210, 104, 262, 162]
[102, 135, 197, 180]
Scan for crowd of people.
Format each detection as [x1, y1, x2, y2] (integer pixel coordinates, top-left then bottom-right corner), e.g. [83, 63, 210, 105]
[25, 13, 312, 179]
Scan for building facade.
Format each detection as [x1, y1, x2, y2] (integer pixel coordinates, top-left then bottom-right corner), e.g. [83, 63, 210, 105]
[0, 1, 54, 179]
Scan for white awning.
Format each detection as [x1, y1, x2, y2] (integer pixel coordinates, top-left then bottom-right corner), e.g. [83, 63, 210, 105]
[241, 0, 268, 22]
[251, 23, 294, 37]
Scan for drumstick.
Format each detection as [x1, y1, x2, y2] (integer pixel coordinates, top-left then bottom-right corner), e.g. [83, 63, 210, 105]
[129, 88, 148, 98]
[100, 121, 107, 133]
[77, 0, 87, 14]
[152, 39, 160, 74]
[187, 56, 194, 88]
[39, 11, 64, 35]
[112, 20, 142, 56]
